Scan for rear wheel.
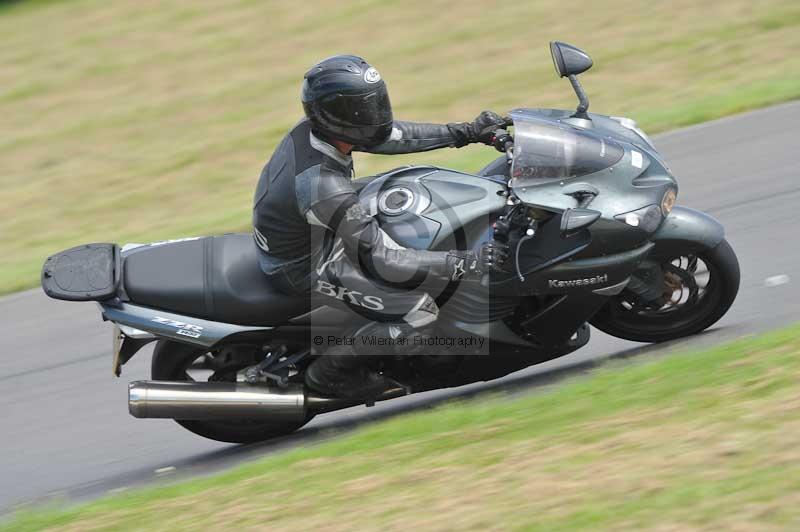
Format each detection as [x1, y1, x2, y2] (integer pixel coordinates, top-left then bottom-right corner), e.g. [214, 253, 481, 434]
[590, 239, 739, 343]
[151, 340, 314, 444]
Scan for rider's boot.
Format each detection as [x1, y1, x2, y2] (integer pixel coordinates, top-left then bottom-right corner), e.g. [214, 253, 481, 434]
[304, 322, 414, 399]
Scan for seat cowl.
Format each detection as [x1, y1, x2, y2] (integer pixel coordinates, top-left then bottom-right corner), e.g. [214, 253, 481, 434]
[43, 243, 121, 301]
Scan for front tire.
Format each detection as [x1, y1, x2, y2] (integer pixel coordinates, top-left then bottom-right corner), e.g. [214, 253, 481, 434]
[590, 239, 739, 343]
[151, 340, 314, 444]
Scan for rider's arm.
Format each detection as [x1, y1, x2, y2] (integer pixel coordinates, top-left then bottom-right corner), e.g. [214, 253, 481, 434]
[301, 175, 470, 286]
[359, 112, 510, 155]
[359, 121, 468, 155]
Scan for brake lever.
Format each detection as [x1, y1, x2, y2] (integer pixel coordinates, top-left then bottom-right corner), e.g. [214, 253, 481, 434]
[491, 129, 514, 154]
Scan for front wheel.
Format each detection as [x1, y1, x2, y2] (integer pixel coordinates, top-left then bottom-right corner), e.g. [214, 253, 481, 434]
[590, 239, 740, 343]
[151, 340, 314, 444]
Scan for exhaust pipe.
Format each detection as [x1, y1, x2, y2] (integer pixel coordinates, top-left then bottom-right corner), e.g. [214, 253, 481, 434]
[128, 380, 308, 421]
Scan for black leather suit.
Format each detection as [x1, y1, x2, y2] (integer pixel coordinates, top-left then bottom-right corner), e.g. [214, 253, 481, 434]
[252, 118, 469, 326]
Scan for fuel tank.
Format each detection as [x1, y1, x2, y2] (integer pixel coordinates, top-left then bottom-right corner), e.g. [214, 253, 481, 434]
[358, 166, 506, 251]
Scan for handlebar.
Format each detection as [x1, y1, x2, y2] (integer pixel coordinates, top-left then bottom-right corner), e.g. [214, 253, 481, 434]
[480, 129, 515, 288]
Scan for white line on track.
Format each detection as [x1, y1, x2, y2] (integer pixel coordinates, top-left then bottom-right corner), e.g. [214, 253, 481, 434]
[764, 275, 790, 287]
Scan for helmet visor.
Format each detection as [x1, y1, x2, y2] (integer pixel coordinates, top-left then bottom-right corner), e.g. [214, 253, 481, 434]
[318, 88, 393, 127]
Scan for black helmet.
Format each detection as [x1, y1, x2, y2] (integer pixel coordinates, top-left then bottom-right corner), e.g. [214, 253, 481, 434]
[301, 55, 393, 147]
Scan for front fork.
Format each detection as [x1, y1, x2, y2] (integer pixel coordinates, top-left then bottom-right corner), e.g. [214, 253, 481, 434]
[625, 259, 665, 304]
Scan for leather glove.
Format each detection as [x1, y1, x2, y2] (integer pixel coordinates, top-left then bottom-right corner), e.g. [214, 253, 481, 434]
[445, 251, 480, 281]
[479, 239, 509, 273]
[446, 240, 509, 281]
[447, 111, 511, 147]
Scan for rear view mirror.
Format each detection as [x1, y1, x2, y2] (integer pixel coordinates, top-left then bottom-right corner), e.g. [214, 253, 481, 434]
[550, 41, 593, 119]
[560, 208, 601, 237]
[550, 41, 593, 78]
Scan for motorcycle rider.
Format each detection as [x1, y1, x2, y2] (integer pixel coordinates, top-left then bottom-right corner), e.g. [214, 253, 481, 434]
[253, 54, 509, 399]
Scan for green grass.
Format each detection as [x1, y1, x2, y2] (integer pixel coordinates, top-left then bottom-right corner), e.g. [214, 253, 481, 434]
[4, 326, 800, 531]
[2, 0, 800, 295]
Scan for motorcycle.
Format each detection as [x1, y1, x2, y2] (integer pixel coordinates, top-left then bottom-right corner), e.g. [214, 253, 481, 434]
[41, 42, 739, 443]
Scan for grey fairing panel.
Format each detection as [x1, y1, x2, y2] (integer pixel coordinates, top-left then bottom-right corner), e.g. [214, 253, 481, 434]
[419, 170, 506, 248]
[100, 302, 272, 348]
[650, 206, 725, 256]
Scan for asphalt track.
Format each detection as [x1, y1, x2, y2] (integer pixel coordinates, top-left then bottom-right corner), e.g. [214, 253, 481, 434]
[2, 102, 799, 514]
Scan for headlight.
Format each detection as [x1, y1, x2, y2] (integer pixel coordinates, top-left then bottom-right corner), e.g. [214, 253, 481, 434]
[661, 188, 677, 216]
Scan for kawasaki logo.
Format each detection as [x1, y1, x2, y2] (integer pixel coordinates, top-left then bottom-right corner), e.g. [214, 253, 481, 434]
[548, 274, 608, 288]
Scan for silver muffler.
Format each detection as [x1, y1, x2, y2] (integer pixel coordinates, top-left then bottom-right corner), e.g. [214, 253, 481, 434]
[128, 380, 308, 421]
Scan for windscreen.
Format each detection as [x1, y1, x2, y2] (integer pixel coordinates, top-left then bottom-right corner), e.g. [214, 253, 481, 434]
[510, 110, 624, 184]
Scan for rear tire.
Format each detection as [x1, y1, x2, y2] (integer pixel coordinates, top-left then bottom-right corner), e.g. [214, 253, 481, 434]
[151, 340, 313, 444]
[590, 239, 739, 343]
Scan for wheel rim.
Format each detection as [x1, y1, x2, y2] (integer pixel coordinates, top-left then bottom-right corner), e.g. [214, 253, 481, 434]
[606, 253, 722, 333]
